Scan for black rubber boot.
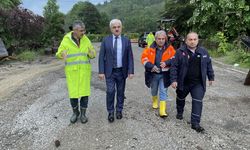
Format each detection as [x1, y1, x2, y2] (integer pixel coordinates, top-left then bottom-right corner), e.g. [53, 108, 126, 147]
[176, 113, 183, 120]
[191, 125, 205, 133]
[70, 106, 80, 123]
[80, 107, 88, 124]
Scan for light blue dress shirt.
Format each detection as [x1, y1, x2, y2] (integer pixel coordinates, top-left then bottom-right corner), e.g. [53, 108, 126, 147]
[113, 35, 122, 68]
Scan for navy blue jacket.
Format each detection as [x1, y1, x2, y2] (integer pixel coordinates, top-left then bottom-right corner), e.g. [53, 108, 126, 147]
[98, 35, 134, 78]
[170, 45, 214, 91]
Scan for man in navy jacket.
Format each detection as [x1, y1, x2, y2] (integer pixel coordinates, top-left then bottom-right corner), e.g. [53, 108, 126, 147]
[98, 19, 134, 123]
[170, 32, 214, 133]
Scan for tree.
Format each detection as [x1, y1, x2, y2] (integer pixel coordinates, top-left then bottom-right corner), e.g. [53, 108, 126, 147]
[0, 7, 44, 50]
[188, 0, 250, 40]
[42, 0, 64, 46]
[0, 0, 21, 48]
[0, 0, 20, 9]
[65, 1, 103, 33]
[96, 0, 165, 33]
[163, 0, 194, 35]
[99, 12, 110, 33]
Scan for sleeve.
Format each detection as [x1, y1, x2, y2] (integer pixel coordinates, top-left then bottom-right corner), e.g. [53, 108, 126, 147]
[170, 49, 180, 83]
[164, 59, 171, 66]
[87, 42, 96, 59]
[141, 48, 154, 71]
[206, 52, 215, 81]
[98, 39, 106, 74]
[127, 40, 134, 74]
[164, 45, 176, 66]
[56, 38, 67, 59]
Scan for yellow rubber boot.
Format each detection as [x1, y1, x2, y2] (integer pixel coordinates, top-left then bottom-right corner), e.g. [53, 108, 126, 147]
[159, 101, 168, 117]
[152, 96, 158, 109]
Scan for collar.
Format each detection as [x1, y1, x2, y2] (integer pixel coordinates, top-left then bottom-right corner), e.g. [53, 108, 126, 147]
[180, 44, 202, 54]
[112, 34, 121, 39]
[150, 41, 169, 50]
[187, 48, 196, 54]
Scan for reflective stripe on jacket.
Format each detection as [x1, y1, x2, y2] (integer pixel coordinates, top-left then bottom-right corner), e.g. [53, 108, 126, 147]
[56, 32, 96, 98]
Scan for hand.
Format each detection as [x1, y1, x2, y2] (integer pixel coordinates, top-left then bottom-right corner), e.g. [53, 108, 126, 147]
[160, 62, 166, 68]
[62, 50, 67, 61]
[151, 65, 160, 73]
[209, 81, 213, 86]
[128, 74, 134, 79]
[171, 82, 177, 89]
[88, 47, 95, 57]
[98, 74, 105, 80]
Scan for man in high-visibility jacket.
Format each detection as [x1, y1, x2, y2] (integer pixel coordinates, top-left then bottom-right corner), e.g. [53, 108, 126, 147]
[56, 20, 96, 124]
[146, 32, 155, 48]
[141, 30, 176, 117]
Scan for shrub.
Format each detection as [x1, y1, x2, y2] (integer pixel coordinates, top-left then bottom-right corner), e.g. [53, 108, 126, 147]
[124, 33, 139, 39]
[86, 34, 107, 42]
[210, 32, 231, 55]
[17, 51, 36, 61]
[233, 49, 250, 65]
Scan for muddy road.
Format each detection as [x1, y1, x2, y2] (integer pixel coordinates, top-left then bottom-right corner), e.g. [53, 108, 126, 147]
[0, 43, 249, 150]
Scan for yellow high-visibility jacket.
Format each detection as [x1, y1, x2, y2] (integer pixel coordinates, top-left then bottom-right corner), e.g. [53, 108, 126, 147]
[146, 33, 155, 48]
[56, 32, 96, 98]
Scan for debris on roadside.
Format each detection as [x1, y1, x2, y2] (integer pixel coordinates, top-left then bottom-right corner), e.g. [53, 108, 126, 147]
[54, 140, 60, 147]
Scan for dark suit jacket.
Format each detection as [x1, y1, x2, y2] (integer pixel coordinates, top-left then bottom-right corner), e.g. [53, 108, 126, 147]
[98, 35, 134, 78]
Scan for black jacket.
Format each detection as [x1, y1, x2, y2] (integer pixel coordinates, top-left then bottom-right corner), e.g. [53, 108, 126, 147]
[170, 45, 214, 91]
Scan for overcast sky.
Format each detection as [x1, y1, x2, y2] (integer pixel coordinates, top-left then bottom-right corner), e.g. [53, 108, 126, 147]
[21, 0, 106, 16]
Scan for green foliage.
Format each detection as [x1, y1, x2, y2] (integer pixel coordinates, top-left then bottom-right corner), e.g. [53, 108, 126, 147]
[86, 34, 107, 42]
[86, 33, 139, 42]
[96, 0, 165, 33]
[17, 51, 36, 61]
[0, 7, 44, 52]
[210, 32, 230, 54]
[189, 0, 250, 40]
[0, 0, 20, 9]
[163, 0, 194, 34]
[124, 33, 139, 39]
[65, 1, 105, 34]
[223, 50, 250, 68]
[99, 12, 110, 33]
[235, 50, 250, 64]
[42, 0, 64, 46]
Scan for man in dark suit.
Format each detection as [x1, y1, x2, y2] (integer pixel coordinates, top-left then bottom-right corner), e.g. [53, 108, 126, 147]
[98, 19, 134, 123]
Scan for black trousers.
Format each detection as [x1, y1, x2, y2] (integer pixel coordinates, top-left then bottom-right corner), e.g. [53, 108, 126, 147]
[70, 96, 88, 108]
[176, 83, 205, 126]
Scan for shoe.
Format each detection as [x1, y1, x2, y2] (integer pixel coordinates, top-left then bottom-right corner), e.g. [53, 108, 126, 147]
[80, 107, 88, 124]
[191, 125, 205, 133]
[108, 112, 114, 123]
[159, 101, 168, 117]
[176, 114, 183, 120]
[116, 111, 123, 119]
[152, 96, 158, 109]
[70, 106, 80, 123]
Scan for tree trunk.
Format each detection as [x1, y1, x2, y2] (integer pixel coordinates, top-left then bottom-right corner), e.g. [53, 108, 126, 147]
[244, 69, 250, 85]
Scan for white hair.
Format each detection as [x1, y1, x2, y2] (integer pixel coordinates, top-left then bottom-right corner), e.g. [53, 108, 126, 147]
[155, 30, 167, 38]
[109, 19, 122, 28]
[72, 20, 85, 30]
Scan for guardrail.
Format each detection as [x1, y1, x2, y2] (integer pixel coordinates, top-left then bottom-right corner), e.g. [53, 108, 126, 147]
[241, 36, 250, 52]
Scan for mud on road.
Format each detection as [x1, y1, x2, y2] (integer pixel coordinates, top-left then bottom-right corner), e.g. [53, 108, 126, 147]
[0, 43, 249, 150]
